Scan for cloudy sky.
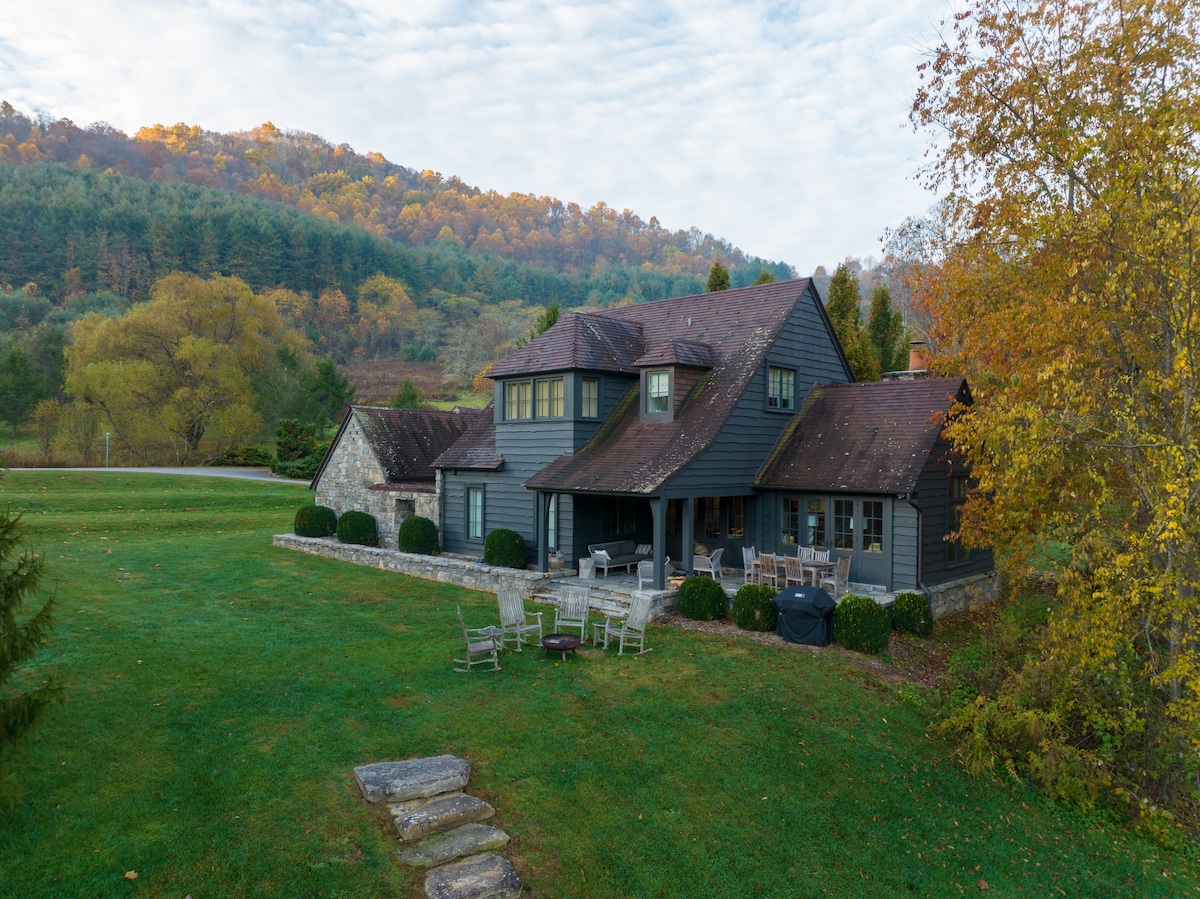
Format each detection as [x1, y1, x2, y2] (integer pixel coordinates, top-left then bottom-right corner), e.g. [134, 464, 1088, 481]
[0, 0, 954, 274]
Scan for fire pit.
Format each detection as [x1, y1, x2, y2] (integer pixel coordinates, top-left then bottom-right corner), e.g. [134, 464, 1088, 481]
[541, 633, 582, 661]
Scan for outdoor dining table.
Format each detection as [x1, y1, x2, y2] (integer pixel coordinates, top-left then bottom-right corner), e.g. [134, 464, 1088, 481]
[800, 559, 836, 586]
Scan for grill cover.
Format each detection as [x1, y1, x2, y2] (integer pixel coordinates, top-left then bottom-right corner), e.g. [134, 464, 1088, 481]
[773, 586, 837, 646]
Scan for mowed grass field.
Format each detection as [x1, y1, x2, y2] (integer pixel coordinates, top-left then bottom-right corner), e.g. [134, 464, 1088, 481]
[0, 470, 1197, 898]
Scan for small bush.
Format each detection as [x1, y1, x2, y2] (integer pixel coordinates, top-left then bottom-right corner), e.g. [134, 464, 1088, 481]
[893, 591, 934, 636]
[731, 583, 778, 631]
[833, 593, 891, 654]
[336, 510, 378, 547]
[678, 575, 727, 621]
[294, 504, 337, 537]
[483, 528, 528, 569]
[210, 445, 274, 466]
[398, 515, 440, 554]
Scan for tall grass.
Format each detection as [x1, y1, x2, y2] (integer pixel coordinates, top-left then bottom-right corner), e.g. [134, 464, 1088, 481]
[0, 471, 1195, 898]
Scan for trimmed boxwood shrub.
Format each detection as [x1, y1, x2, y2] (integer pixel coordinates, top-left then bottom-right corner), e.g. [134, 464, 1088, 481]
[834, 593, 891, 654]
[483, 528, 528, 569]
[398, 515, 440, 554]
[731, 583, 778, 631]
[678, 575, 727, 621]
[294, 504, 337, 537]
[336, 509, 378, 547]
[892, 591, 934, 636]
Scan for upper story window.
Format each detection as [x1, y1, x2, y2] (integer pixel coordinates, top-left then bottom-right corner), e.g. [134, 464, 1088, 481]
[948, 476, 969, 564]
[581, 378, 599, 418]
[536, 377, 564, 418]
[768, 366, 795, 410]
[646, 370, 670, 414]
[504, 380, 532, 420]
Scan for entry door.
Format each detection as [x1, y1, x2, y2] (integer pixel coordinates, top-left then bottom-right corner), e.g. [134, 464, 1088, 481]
[832, 498, 888, 588]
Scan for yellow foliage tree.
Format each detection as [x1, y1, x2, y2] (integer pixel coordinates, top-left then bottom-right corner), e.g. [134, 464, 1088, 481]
[911, 0, 1200, 817]
[65, 274, 291, 464]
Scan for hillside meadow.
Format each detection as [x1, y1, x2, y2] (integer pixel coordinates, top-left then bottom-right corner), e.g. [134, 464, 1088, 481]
[0, 470, 1197, 898]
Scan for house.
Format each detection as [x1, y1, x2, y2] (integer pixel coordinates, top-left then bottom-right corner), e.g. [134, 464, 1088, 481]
[313, 279, 995, 613]
[311, 406, 480, 548]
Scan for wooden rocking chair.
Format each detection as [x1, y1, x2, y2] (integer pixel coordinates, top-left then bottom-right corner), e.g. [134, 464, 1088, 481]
[554, 584, 591, 641]
[496, 588, 543, 652]
[596, 592, 654, 654]
[454, 605, 501, 672]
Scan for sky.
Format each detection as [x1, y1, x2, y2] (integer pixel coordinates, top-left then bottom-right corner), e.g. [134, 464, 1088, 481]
[0, 0, 955, 275]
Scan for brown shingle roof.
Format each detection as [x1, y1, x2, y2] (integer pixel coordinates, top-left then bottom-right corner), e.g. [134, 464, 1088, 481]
[524, 279, 826, 494]
[755, 377, 970, 493]
[488, 313, 645, 377]
[431, 402, 504, 470]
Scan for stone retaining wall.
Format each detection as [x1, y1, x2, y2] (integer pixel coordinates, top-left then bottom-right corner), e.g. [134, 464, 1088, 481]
[927, 571, 1002, 620]
[273, 534, 567, 597]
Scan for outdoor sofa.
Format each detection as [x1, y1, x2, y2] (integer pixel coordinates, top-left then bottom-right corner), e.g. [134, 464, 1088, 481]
[587, 540, 652, 576]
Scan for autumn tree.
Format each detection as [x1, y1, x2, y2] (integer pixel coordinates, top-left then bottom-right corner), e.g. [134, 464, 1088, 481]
[65, 273, 303, 464]
[911, 0, 1200, 817]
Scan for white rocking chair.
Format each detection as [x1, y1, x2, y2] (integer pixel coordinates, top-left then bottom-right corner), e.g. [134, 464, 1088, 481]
[454, 605, 501, 672]
[496, 588, 543, 651]
[554, 584, 591, 640]
[597, 592, 654, 654]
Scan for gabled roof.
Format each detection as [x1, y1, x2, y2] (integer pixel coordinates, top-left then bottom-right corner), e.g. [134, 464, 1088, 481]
[431, 402, 504, 471]
[310, 406, 482, 488]
[517, 279, 839, 494]
[755, 377, 970, 494]
[633, 338, 716, 369]
[488, 313, 645, 377]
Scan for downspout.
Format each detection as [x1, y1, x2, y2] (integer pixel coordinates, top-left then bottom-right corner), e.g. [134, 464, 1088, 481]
[905, 493, 933, 607]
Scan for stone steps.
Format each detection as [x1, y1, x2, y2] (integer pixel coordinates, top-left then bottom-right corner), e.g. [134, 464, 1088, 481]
[354, 755, 522, 899]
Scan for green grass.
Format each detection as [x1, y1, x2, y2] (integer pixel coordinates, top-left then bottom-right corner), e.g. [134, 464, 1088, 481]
[1, 471, 1198, 898]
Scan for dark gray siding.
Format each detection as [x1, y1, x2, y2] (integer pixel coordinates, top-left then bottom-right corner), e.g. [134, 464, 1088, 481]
[891, 500, 920, 591]
[913, 438, 994, 586]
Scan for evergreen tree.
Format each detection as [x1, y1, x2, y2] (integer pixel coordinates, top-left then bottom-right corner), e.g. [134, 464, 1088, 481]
[0, 498, 60, 802]
[297, 359, 355, 431]
[392, 377, 429, 409]
[754, 269, 776, 285]
[825, 263, 878, 380]
[866, 284, 906, 374]
[706, 260, 730, 292]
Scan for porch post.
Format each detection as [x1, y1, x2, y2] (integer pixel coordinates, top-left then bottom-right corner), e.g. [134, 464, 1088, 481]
[535, 490, 548, 572]
[681, 495, 695, 575]
[650, 496, 666, 589]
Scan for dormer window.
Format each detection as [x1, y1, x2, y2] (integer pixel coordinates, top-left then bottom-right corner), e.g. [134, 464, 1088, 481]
[646, 370, 670, 414]
[504, 380, 533, 420]
[503, 377, 564, 420]
[768, 366, 795, 410]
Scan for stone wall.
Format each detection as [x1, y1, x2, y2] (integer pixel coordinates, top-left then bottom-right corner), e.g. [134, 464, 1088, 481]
[313, 415, 439, 549]
[927, 571, 1002, 620]
[273, 534, 565, 597]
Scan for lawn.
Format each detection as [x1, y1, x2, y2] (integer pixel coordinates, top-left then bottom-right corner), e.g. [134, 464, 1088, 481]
[1, 470, 1197, 898]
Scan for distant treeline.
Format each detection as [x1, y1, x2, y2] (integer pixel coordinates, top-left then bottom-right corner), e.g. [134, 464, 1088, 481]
[0, 103, 795, 284]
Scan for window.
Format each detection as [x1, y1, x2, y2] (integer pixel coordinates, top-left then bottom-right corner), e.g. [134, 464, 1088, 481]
[768, 366, 795, 410]
[604, 498, 638, 537]
[504, 380, 532, 420]
[581, 378, 599, 418]
[646, 370, 670, 414]
[834, 499, 854, 550]
[781, 496, 800, 545]
[467, 487, 484, 540]
[535, 377, 564, 418]
[728, 496, 744, 539]
[862, 500, 883, 553]
[806, 498, 826, 548]
[547, 494, 558, 551]
[697, 497, 721, 539]
[948, 477, 969, 564]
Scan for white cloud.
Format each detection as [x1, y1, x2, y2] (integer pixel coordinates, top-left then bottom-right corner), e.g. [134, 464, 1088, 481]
[0, 0, 953, 272]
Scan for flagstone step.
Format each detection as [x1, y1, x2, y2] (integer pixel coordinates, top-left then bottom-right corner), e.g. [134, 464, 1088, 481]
[424, 853, 522, 899]
[398, 823, 510, 868]
[354, 755, 470, 804]
[392, 793, 495, 841]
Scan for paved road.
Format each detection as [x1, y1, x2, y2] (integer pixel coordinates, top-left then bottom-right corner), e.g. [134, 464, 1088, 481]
[13, 467, 309, 483]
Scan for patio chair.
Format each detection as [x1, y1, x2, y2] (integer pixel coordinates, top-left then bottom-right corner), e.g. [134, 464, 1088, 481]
[693, 547, 724, 582]
[554, 584, 591, 640]
[495, 588, 542, 652]
[741, 546, 758, 585]
[454, 605, 501, 673]
[784, 555, 806, 587]
[637, 557, 668, 591]
[757, 552, 782, 588]
[819, 556, 851, 598]
[597, 592, 653, 654]
[798, 545, 815, 562]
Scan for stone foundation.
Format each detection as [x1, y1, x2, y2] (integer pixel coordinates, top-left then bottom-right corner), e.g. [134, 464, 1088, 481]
[926, 571, 1002, 620]
[273, 534, 568, 598]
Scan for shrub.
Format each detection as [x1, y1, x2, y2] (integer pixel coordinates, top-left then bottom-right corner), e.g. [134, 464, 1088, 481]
[483, 528, 528, 569]
[398, 515, 440, 554]
[731, 583, 778, 631]
[833, 593, 891, 654]
[336, 509, 378, 547]
[678, 575, 727, 621]
[893, 591, 933, 636]
[294, 504, 337, 537]
[209, 445, 273, 466]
